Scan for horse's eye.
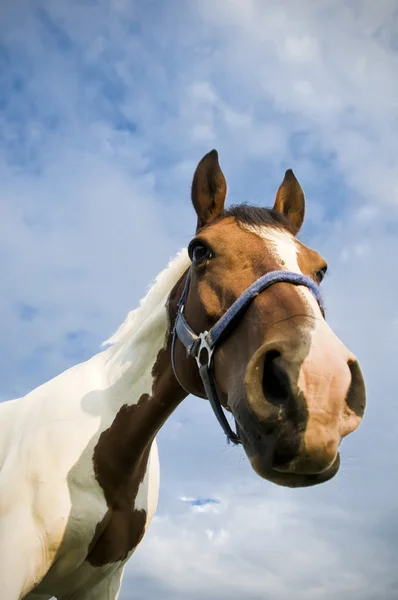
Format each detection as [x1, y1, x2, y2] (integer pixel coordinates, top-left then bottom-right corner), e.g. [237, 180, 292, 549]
[316, 265, 328, 282]
[188, 241, 212, 265]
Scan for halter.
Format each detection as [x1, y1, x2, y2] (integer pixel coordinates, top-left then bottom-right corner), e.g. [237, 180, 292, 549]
[171, 268, 325, 445]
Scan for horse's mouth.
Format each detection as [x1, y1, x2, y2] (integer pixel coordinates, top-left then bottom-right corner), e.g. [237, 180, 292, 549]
[250, 453, 341, 488]
[231, 390, 343, 489]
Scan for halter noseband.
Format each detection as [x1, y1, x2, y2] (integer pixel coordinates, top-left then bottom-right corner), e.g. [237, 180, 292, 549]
[171, 268, 324, 445]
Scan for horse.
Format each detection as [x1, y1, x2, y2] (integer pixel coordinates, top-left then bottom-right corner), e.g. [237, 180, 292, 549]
[0, 149, 366, 599]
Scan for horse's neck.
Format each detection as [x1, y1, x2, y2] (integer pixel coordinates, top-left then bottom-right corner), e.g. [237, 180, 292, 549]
[95, 299, 186, 476]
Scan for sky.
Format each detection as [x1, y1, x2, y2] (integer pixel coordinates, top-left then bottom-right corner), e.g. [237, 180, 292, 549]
[1, 0, 398, 598]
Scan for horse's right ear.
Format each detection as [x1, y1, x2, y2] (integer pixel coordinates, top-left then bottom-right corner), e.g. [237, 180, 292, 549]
[191, 149, 227, 232]
[273, 169, 305, 234]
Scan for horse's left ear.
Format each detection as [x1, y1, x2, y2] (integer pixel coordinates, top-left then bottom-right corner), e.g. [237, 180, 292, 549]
[191, 149, 227, 231]
[273, 169, 305, 234]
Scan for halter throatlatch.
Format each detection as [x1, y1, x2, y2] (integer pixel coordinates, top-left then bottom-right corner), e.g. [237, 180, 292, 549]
[171, 269, 325, 445]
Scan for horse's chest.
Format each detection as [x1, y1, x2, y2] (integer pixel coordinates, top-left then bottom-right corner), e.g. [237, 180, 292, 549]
[36, 441, 159, 597]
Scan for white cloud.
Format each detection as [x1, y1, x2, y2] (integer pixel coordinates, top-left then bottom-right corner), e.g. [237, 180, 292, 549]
[126, 486, 397, 599]
[196, 0, 398, 207]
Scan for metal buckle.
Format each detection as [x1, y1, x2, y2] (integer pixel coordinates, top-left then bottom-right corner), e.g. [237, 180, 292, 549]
[195, 332, 214, 369]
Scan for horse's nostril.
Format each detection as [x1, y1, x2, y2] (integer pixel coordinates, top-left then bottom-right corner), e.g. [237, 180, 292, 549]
[346, 359, 366, 417]
[262, 349, 291, 406]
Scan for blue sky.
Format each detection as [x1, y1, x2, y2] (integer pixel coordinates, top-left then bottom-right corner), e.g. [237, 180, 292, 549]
[1, 0, 398, 598]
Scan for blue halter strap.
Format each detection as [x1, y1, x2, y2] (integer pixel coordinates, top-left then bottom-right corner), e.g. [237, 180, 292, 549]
[171, 269, 324, 445]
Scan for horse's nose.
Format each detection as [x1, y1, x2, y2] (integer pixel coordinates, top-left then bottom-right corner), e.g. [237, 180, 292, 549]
[244, 332, 366, 474]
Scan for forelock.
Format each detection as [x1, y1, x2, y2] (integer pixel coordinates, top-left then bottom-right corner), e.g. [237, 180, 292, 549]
[198, 204, 296, 235]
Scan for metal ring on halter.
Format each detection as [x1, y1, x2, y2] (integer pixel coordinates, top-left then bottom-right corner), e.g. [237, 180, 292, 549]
[195, 332, 213, 369]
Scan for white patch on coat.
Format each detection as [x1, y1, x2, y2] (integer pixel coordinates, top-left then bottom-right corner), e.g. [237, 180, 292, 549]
[242, 224, 322, 317]
[248, 225, 302, 273]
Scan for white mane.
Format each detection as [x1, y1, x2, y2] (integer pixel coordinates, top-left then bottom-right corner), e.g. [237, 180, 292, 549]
[102, 247, 190, 352]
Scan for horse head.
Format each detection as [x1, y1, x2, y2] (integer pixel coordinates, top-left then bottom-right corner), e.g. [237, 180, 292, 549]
[170, 150, 366, 488]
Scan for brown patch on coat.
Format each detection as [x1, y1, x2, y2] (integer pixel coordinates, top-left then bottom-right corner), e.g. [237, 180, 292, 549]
[87, 328, 186, 566]
[86, 396, 152, 566]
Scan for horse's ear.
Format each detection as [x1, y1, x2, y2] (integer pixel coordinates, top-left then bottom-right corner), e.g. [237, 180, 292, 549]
[191, 149, 227, 231]
[273, 169, 305, 234]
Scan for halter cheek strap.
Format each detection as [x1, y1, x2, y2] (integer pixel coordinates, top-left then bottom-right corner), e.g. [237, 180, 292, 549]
[171, 269, 324, 445]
